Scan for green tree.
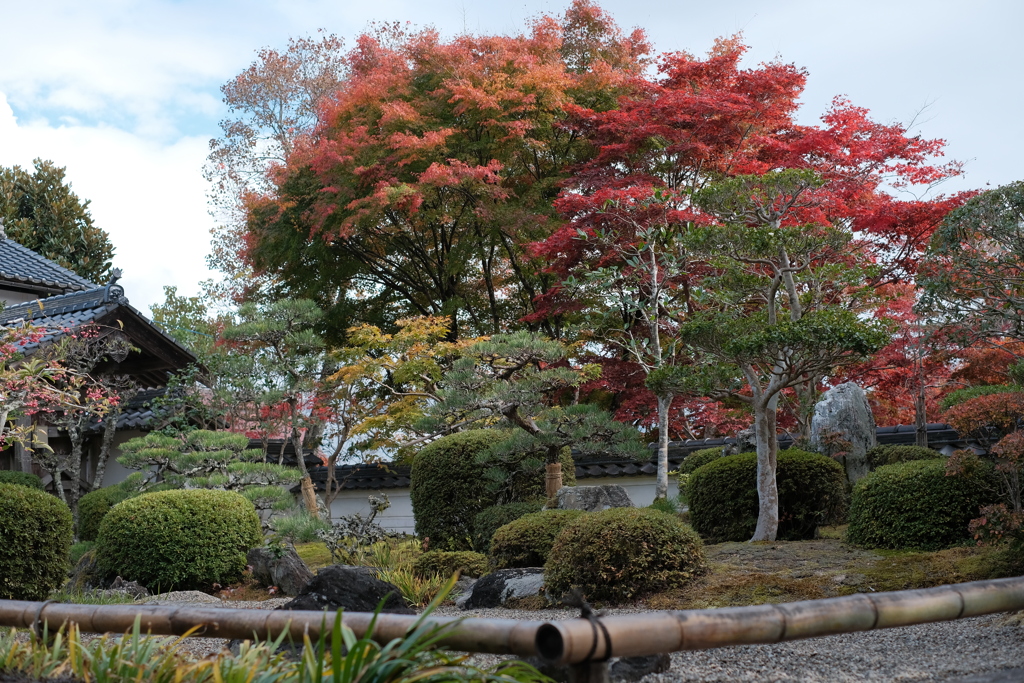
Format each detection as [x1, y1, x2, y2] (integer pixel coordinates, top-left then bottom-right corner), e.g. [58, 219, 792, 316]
[665, 171, 891, 541]
[0, 159, 114, 282]
[918, 181, 1024, 341]
[422, 331, 647, 502]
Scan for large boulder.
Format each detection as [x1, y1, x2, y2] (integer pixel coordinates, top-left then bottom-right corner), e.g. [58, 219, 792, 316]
[280, 565, 413, 614]
[553, 485, 633, 511]
[247, 546, 314, 596]
[810, 382, 876, 484]
[460, 567, 545, 609]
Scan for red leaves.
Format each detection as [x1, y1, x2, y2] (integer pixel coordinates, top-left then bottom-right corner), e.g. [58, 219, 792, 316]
[943, 391, 1024, 439]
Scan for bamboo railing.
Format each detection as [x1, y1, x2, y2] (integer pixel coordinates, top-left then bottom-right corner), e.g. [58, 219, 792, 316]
[1, 575, 1023, 669]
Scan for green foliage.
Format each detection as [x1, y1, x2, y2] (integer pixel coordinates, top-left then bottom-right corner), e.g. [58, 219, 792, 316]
[78, 485, 134, 542]
[480, 446, 576, 506]
[410, 429, 508, 550]
[865, 445, 941, 471]
[544, 507, 706, 603]
[0, 470, 42, 489]
[941, 385, 1020, 410]
[472, 501, 544, 553]
[680, 447, 723, 475]
[0, 158, 114, 281]
[69, 541, 95, 566]
[0, 483, 73, 600]
[489, 510, 585, 569]
[648, 497, 680, 514]
[847, 459, 996, 550]
[413, 551, 489, 579]
[95, 489, 262, 591]
[271, 511, 332, 543]
[688, 450, 849, 543]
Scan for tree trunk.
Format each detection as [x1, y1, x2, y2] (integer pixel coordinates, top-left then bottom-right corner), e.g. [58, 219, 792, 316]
[545, 462, 563, 506]
[750, 397, 780, 542]
[914, 384, 928, 448]
[91, 414, 119, 491]
[300, 475, 319, 519]
[654, 393, 672, 500]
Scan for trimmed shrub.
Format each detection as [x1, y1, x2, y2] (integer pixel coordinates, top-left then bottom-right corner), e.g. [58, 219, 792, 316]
[78, 486, 134, 542]
[688, 449, 848, 543]
[680, 447, 723, 475]
[489, 510, 585, 569]
[413, 551, 489, 579]
[472, 501, 544, 553]
[847, 459, 994, 550]
[0, 471, 42, 489]
[0, 483, 73, 600]
[411, 430, 508, 550]
[866, 445, 940, 471]
[410, 430, 576, 551]
[545, 507, 706, 603]
[96, 489, 262, 591]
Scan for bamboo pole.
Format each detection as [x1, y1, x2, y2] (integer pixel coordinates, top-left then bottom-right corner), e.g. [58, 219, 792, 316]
[1, 575, 1022, 665]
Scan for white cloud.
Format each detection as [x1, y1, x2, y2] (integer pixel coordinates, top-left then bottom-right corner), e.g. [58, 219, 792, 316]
[0, 94, 217, 313]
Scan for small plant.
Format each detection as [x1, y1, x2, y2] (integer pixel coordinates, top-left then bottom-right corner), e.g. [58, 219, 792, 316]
[375, 566, 449, 608]
[316, 494, 397, 563]
[272, 511, 332, 544]
[649, 497, 679, 514]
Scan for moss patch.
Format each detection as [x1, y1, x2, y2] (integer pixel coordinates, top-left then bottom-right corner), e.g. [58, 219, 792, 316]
[293, 542, 333, 570]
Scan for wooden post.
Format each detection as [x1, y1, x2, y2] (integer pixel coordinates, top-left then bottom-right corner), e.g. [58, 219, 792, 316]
[545, 462, 563, 505]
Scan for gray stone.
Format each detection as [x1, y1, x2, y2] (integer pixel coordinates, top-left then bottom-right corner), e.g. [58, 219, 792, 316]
[247, 546, 314, 596]
[554, 485, 633, 512]
[104, 576, 149, 599]
[461, 568, 546, 609]
[610, 653, 672, 682]
[725, 426, 757, 455]
[810, 382, 876, 484]
[64, 550, 107, 592]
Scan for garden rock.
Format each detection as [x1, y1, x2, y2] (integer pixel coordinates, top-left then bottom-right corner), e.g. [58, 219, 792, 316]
[102, 576, 149, 600]
[610, 654, 672, 682]
[247, 546, 313, 596]
[460, 568, 545, 609]
[280, 565, 414, 614]
[810, 382, 876, 483]
[554, 485, 633, 511]
[725, 426, 757, 455]
[65, 550, 107, 592]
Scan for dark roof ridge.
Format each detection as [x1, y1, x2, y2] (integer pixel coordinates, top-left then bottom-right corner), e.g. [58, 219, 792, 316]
[0, 237, 97, 292]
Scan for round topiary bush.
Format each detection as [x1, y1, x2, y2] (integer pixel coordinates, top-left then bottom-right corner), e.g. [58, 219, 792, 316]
[0, 483, 73, 600]
[846, 459, 994, 550]
[95, 488, 262, 591]
[472, 501, 544, 553]
[78, 485, 134, 542]
[489, 510, 585, 569]
[688, 449, 848, 543]
[411, 430, 508, 550]
[865, 445, 940, 470]
[413, 550, 489, 579]
[680, 447, 723, 475]
[0, 470, 42, 489]
[545, 507, 706, 603]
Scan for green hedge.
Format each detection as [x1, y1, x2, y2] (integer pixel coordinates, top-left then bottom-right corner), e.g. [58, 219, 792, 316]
[472, 501, 544, 553]
[412, 551, 489, 579]
[688, 449, 848, 543]
[940, 385, 1018, 410]
[865, 445, 940, 471]
[846, 459, 994, 550]
[0, 484, 72, 600]
[96, 489, 262, 591]
[0, 471, 42, 489]
[78, 486, 134, 542]
[410, 430, 575, 551]
[489, 510, 585, 569]
[680, 447, 723, 475]
[545, 507, 706, 603]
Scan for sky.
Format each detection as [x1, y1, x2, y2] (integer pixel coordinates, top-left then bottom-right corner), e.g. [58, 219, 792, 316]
[0, 0, 1020, 315]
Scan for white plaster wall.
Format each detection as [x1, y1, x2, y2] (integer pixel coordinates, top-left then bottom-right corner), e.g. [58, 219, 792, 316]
[99, 430, 148, 487]
[0, 289, 43, 307]
[571, 476, 678, 507]
[329, 488, 416, 535]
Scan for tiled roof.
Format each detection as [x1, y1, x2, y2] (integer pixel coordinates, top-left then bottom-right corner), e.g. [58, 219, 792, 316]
[0, 237, 96, 293]
[83, 387, 168, 433]
[302, 423, 985, 490]
[0, 284, 128, 349]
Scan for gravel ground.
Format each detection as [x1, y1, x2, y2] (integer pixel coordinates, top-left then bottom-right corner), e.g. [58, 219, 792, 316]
[43, 595, 1024, 682]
